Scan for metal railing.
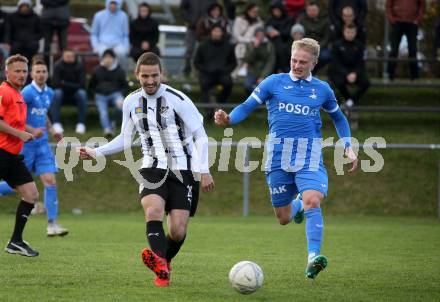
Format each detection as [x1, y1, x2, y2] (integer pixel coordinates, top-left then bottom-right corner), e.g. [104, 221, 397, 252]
[51, 141, 440, 218]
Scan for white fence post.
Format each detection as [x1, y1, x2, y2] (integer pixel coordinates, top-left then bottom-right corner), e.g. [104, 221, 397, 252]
[242, 145, 250, 217]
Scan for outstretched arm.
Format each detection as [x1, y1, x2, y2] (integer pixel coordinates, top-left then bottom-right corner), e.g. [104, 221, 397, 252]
[214, 97, 261, 126]
[78, 99, 134, 159]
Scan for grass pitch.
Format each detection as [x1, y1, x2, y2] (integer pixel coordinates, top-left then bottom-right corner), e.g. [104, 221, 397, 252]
[0, 214, 439, 302]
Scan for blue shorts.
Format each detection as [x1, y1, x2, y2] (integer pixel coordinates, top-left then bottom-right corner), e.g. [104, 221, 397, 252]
[21, 143, 58, 176]
[265, 165, 328, 208]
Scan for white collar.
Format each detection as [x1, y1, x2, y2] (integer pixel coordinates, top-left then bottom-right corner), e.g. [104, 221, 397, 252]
[31, 80, 47, 93]
[289, 71, 312, 82]
[141, 84, 166, 99]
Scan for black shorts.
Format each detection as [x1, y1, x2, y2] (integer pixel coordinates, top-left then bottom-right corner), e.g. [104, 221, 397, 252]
[0, 149, 34, 188]
[139, 168, 200, 217]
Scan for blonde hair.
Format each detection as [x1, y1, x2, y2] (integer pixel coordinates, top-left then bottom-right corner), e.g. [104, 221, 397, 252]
[291, 38, 320, 61]
[5, 54, 28, 68]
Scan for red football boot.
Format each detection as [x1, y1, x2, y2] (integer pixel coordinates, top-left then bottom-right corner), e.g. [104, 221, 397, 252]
[141, 248, 170, 287]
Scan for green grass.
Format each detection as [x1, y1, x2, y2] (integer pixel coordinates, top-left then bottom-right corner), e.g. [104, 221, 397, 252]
[0, 214, 439, 301]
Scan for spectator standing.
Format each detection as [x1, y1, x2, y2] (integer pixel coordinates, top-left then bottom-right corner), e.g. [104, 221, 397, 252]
[232, 3, 263, 75]
[89, 49, 128, 137]
[180, 0, 217, 76]
[196, 3, 230, 42]
[40, 0, 71, 63]
[328, 24, 370, 112]
[194, 24, 236, 116]
[265, 1, 295, 73]
[298, 1, 331, 73]
[50, 49, 87, 135]
[243, 27, 276, 94]
[129, 2, 160, 62]
[386, 0, 425, 81]
[91, 0, 130, 68]
[4, 0, 42, 62]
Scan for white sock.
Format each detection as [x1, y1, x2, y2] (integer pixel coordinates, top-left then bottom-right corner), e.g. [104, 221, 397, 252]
[308, 252, 317, 262]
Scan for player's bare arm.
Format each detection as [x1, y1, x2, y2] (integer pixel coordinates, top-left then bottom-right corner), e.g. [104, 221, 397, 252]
[0, 119, 33, 142]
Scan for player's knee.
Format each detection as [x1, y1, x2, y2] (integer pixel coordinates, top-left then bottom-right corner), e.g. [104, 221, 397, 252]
[275, 212, 291, 225]
[41, 175, 56, 186]
[145, 207, 164, 220]
[22, 189, 39, 203]
[169, 226, 186, 241]
[303, 195, 321, 209]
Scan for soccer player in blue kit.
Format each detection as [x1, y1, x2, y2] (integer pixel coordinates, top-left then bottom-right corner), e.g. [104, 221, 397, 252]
[0, 59, 68, 237]
[215, 38, 358, 279]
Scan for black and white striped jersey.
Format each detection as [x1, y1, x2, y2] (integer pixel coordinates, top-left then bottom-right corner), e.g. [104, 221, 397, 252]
[95, 84, 208, 172]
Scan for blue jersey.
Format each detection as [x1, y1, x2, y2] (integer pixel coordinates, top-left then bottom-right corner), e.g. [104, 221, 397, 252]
[231, 72, 346, 173]
[252, 73, 338, 141]
[22, 82, 54, 145]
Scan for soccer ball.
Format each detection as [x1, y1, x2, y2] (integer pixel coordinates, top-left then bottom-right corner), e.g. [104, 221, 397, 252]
[228, 261, 264, 294]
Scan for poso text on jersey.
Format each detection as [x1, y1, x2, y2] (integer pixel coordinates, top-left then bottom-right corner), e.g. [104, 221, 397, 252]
[278, 102, 319, 116]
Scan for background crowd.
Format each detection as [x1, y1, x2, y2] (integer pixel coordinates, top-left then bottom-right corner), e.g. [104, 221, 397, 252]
[0, 0, 435, 134]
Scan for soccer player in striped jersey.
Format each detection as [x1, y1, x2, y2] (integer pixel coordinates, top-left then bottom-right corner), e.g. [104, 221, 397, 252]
[215, 38, 358, 279]
[78, 52, 214, 287]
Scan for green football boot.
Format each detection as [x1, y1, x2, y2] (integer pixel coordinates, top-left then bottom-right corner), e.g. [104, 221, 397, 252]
[292, 194, 304, 224]
[305, 255, 328, 279]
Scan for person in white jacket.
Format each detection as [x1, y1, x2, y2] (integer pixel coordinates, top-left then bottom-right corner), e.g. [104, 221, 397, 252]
[231, 3, 263, 75]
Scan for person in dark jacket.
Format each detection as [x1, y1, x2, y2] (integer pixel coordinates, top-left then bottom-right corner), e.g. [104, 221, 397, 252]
[328, 0, 367, 28]
[50, 49, 88, 135]
[180, 0, 217, 75]
[328, 24, 369, 112]
[330, 5, 366, 44]
[196, 3, 230, 42]
[129, 2, 160, 62]
[41, 0, 70, 63]
[4, 0, 42, 62]
[89, 49, 128, 137]
[265, 1, 294, 73]
[194, 24, 236, 116]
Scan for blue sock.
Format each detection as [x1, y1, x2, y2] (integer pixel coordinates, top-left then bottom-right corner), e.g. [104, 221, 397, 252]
[0, 181, 14, 196]
[290, 198, 303, 220]
[44, 185, 58, 222]
[305, 207, 323, 258]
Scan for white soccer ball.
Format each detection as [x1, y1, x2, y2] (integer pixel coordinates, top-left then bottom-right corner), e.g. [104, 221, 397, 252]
[228, 261, 264, 294]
